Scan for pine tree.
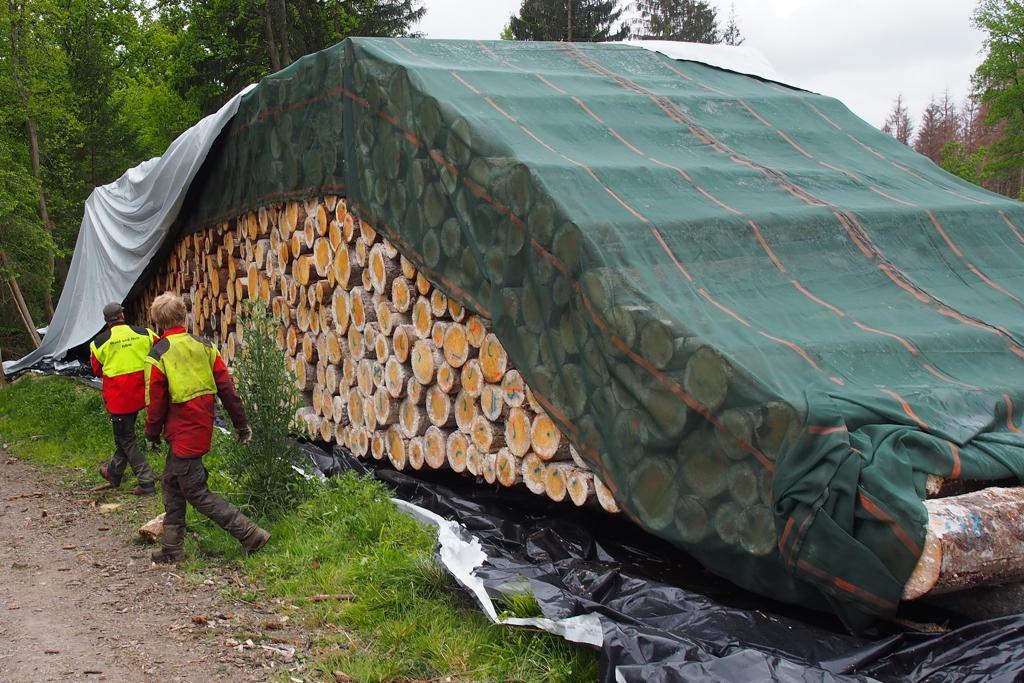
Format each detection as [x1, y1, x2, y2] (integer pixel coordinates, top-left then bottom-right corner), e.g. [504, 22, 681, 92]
[721, 3, 743, 46]
[937, 90, 960, 146]
[882, 94, 914, 146]
[631, 0, 720, 44]
[914, 98, 944, 162]
[508, 0, 629, 42]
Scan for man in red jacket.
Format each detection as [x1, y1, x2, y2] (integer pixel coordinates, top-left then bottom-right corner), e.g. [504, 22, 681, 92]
[90, 302, 158, 495]
[144, 292, 269, 563]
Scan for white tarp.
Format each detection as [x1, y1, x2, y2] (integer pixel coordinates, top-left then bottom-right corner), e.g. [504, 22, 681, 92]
[624, 39, 804, 90]
[7, 85, 255, 373]
[392, 499, 605, 648]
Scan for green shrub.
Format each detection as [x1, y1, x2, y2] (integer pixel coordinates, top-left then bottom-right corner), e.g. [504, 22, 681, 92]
[224, 302, 310, 520]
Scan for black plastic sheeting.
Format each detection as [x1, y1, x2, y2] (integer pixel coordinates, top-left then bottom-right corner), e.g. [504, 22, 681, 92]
[302, 442, 1024, 683]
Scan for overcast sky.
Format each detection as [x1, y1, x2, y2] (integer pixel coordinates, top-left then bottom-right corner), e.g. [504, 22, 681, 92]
[415, 0, 987, 129]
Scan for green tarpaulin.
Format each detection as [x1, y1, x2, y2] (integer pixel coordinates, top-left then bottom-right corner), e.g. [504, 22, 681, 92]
[176, 38, 1024, 629]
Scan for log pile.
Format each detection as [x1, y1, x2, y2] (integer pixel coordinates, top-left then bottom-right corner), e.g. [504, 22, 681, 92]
[129, 196, 620, 514]
[128, 193, 1024, 602]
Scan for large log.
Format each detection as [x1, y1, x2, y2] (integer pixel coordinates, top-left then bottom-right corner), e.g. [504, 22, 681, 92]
[904, 487, 1024, 600]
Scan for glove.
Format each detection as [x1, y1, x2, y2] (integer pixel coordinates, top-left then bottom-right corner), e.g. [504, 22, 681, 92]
[147, 435, 161, 451]
[236, 426, 252, 444]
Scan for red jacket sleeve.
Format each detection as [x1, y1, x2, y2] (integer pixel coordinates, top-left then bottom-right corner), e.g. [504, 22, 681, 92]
[90, 351, 102, 377]
[213, 356, 248, 431]
[145, 365, 170, 440]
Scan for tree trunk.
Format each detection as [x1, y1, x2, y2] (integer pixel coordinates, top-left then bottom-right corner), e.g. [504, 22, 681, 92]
[7, 277, 41, 348]
[278, 0, 291, 66]
[8, 0, 56, 316]
[905, 487, 1024, 600]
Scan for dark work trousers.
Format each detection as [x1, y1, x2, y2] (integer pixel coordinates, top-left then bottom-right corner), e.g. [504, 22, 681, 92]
[161, 453, 257, 544]
[108, 412, 155, 488]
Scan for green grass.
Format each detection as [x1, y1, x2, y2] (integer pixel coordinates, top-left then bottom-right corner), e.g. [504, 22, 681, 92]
[0, 375, 599, 682]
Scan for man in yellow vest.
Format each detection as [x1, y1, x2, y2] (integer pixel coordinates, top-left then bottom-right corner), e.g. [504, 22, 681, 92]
[90, 303, 158, 495]
[143, 292, 268, 563]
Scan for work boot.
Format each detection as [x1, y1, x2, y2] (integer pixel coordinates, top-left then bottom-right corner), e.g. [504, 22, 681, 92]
[130, 484, 156, 496]
[150, 546, 185, 564]
[240, 527, 271, 556]
[98, 463, 120, 488]
[152, 523, 185, 564]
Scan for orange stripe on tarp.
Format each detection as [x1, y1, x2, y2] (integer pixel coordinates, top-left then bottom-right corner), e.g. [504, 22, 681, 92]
[870, 186, 918, 208]
[879, 388, 929, 430]
[648, 155, 693, 182]
[921, 363, 981, 391]
[749, 221, 786, 273]
[449, 71, 480, 94]
[1006, 394, 1021, 433]
[926, 210, 963, 257]
[966, 264, 1024, 305]
[797, 560, 897, 611]
[848, 134, 887, 160]
[535, 73, 568, 95]
[926, 213, 1024, 306]
[485, 96, 517, 122]
[890, 161, 926, 182]
[606, 333, 773, 469]
[942, 187, 991, 205]
[777, 516, 796, 553]
[1001, 211, 1024, 245]
[777, 129, 814, 159]
[877, 264, 930, 303]
[852, 321, 917, 354]
[759, 331, 820, 371]
[697, 186, 744, 216]
[738, 99, 772, 127]
[650, 227, 693, 282]
[858, 491, 922, 557]
[700, 289, 751, 326]
[792, 280, 847, 317]
[571, 95, 604, 123]
[818, 160, 862, 183]
[806, 425, 847, 435]
[808, 101, 841, 130]
[947, 441, 962, 480]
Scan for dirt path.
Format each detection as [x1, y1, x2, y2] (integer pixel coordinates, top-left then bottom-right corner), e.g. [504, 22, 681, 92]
[0, 456, 306, 682]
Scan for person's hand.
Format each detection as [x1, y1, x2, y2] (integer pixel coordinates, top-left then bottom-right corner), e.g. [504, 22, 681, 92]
[237, 426, 252, 445]
[147, 436, 161, 451]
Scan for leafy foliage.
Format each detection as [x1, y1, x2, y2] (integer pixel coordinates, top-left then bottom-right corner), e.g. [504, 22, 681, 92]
[721, 2, 743, 46]
[0, 0, 424, 359]
[223, 302, 310, 520]
[632, 0, 720, 43]
[970, 0, 1024, 197]
[507, 0, 629, 42]
[881, 94, 914, 145]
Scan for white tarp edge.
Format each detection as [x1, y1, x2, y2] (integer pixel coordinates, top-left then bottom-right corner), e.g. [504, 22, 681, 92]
[7, 84, 256, 373]
[623, 39, 806, 91]
[392, 498, 605, 648]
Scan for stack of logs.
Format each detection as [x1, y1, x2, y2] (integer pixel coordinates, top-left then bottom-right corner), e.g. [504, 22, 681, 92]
[131, 195, 621, 514]
[129, 192, 1024, 600]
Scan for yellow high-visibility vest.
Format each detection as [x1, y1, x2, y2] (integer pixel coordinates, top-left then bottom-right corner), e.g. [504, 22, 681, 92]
[145, 332, 221, 404]
[90, 324, 155, 377]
